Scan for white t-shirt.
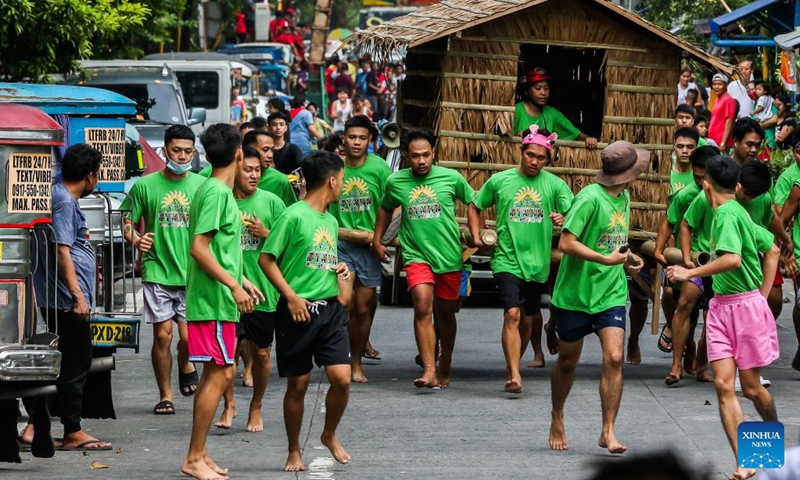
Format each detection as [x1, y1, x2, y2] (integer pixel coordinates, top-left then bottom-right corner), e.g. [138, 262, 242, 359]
[332, 98, 352, 131]
[755, 95, 774, 122]
[677, 82, 697, 105]
[727, 81, 753, 119]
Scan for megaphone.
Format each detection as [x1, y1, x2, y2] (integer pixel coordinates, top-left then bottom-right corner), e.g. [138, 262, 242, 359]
[381, 122, 401, 149]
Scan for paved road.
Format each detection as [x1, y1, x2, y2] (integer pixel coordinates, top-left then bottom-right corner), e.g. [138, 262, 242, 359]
[7, 289, 800, 480]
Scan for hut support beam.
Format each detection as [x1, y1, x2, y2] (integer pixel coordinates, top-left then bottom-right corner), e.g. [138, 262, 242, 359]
[455, 36, 650, 53]
[437, 161, 670, 182]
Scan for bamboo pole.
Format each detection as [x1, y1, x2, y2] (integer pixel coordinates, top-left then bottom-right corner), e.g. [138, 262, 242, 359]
[437, 161, 671, 182]
[411, 49, 519, 61]
[460, 227, 498, 247]
[554, 140, 673, 150]
[455, 36, 650, 53]
[604, 116, 676, 126]
[339, 228, 400, 247]
[404, 99, 516, 113]
[410, 71, 518, 82]
[637, 240, 710, 266]
[608, 84, 675, 95]
[438, 130, 521, 143]
[606, 60, 675, 70]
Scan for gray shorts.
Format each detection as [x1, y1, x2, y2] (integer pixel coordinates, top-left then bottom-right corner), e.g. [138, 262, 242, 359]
[338, 240, 382, 289]
[143, 282, 186, 324]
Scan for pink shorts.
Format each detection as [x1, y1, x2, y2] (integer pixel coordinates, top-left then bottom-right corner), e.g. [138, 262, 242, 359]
[188, 321, 236, 366]
[405, 263, 461, 301]
[706, 290, 779, 371]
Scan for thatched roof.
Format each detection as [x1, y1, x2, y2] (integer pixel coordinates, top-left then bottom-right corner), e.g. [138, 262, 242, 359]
[351, 0, 733, 74]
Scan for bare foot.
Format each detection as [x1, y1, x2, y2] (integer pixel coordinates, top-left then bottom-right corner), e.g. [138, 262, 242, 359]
[730, 466, 757, 480]
[181, 458, 229, 480]
[214, 405, 236, 429]
[436, 365, 451, 389]
[526, 352, 546, 368]
[545, 321, 559, 355]
[665, 371, 682, 386]
[504, 379, 522, 394]
[598, 433, 627, 454]
[242, 372, 253, 388]
[413, 376, 437, 388]
[321, 434, 351, 464]
[284, 450, 306, 472]
[204, 455, 229, 475]
[549, 414, 568, 450]
[684, 341, 697, 375]
[696, 368, 713, 382]
[20, 423, 34, 444]
[626, 341, 641, 365]
[245, 409, 263, 433]
[351, 367, 369, 383]
[58, 430, 111, 450]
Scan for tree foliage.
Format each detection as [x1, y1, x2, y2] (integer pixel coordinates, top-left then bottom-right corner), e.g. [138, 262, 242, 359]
[0, 0, 149, 82]
[639, 0, 751, 46]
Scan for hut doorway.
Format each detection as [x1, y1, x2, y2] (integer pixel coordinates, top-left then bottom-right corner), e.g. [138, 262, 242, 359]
[516, 45, 605, 140]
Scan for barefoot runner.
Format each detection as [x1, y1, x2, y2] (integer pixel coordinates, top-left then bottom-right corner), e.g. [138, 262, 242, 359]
[181, 124, 263, 480]
[372, 128, 475, 389]
[259, 151, 354, 472]
[328, 115, 391, 383]
[121, 125, 204, 415]
[668, 155, 780, 480]
[548, 141, 648, 454]
[468, 126, 572, 393]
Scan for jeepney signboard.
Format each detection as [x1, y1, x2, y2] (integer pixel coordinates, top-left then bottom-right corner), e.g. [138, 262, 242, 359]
[6, 153, 52, 214]
[85, 127, 126, 183]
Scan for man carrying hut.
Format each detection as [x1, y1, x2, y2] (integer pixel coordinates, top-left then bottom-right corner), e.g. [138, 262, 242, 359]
[372, 128, 474, 389]
[548, 142, 647, 454]
[467, 125, 572, 393]
[329, 115, 391, 383]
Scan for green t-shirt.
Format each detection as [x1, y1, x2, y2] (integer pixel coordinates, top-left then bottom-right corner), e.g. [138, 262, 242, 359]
[329, 154, 391, 231]
[259, 167, 297, 207]
[670, 168, 694, 197]
[666, 182, 701, 243]
[472, 168, 573, 282]
[709, 200, 774, 295]
[120, 171, 206, 286]
[185, 178, 243, 322]
[698, 137, 708, 147]
[198, 166, 211, 178]
[513, 103, 581, 140]
[551, 184, 630, 314]
[382, 166, 474, 274]
[741, 192, 773, 229]
[236, 190, 286, 313]
[261, 201, 340, 301]
[773, 163, 800, 206]
[683, 191, 713, 253]
[790, 179, 800, 264]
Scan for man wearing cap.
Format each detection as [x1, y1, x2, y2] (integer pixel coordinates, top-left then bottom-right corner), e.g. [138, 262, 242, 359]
[468, 125, 573, 393]
[548, 141, 648, 454]
[514, 67, 598, 148]
[329, 115, 391, 383]
[709, 73, 737, 149]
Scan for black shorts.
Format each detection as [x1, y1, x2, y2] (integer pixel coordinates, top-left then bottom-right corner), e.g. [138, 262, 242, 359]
[275, 297, 350, 378]
[553, 305, 627, 343]
[494, 272, 545, 312]
[237, 310, 276, 349]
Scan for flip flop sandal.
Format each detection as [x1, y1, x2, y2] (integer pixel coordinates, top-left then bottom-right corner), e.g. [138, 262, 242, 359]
[153, 400, 175, 415]
[657, 325, 673, 353]
[55, 439, 113, 451]
[179, 369, 199, 397]
[363, 349, 381, 360]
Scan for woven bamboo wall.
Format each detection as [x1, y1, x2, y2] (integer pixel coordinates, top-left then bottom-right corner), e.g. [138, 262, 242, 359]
[403, 0, 682, 232]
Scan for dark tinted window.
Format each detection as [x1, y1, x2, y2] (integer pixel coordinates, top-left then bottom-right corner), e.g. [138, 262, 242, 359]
[97, 83, 183, 124]
[176, 71, 220, 110]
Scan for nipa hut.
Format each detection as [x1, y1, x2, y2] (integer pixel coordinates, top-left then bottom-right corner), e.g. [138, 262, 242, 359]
[352, 0, 733, 233]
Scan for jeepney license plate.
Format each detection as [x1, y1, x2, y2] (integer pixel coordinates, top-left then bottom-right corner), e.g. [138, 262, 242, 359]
[91, 322, 137, 348]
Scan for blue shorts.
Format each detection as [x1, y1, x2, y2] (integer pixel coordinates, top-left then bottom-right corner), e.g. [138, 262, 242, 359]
[552, 305, 627, 343]
[338, 240, 382, 289]
[460, 269, 471, 298]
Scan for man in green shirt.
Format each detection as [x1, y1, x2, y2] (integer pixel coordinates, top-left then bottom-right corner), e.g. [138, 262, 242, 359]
[181, 124, 263, 480]
[373, 128, 475, 389]
[468, 125, 572, 393]
[776, 134, 800, 372]
[549, 141, 648, 454]
[668, 156, 779, 480]
[260, 151, 352, 472]
[121, 125, 205, 415]
[328, 115, 391, 383]
[670, 127, 698, 196]
[731, 118, 764, 165]
[215, 146, 286, 433]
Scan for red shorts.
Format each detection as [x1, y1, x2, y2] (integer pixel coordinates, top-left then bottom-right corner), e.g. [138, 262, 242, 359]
[188, 321, 236, 366]
[773, 264, 784, 287]
[405, 263, 462, 301]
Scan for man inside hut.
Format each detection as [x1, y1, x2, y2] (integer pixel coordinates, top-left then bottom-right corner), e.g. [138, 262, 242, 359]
[372, 128, 474, 389]
[328, 115, 391, 383]
[548, 141, 648, 454]
[467, 125, 573, 393]
[513, 67, 598, 148]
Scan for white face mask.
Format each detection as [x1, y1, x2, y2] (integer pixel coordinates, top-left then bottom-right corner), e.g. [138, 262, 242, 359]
[166, 159, 192, 175]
